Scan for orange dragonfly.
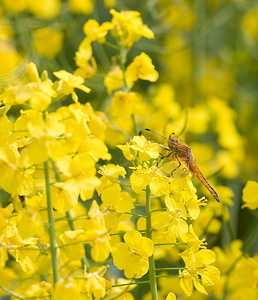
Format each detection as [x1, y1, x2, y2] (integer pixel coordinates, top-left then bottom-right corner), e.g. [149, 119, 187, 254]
[140, 128, 220, 202]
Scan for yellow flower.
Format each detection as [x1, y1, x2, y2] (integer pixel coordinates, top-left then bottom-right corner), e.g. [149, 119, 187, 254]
[75, 39, 97, 79]
[33, 27, 63, 58]
[83, 19, 113, 43]
[0, 41, 22, 79]
[110, 91, 141, 131]
[83, 268, 107, 299]
[179, 249, 220, 296]
[22, 281, 52, 299]
[51, 184, 79, 212]
[125, 53, 159, 88]
[166, 292, 176, 300]
[97, 164, 126, 194]
[160, 195, 189, 243]
[27, 0, 61, 19]
[110, 9, 154, 47]
[118, 135, 161, 163]
[0, 161, 34, 196]
[69, 0, 93, 14]
[1, 0, 27, 12]
[213, 240, 242, 273]
[98, 164, 126, 182]
[129, 168, 153, 194]
[112, 230, 154, 278]
[54, 278, 81, 300]
[59, 230, 85, 261]
[188, 105, 210, 134]
[54, 70, 91, 102]
[241, 9, 258, 43]
[1, 80, 56, 111]
[104, 0, 115, 8]
[104, 65, 124, 94]
[101, 183, 135, 213]
[185, 225, 206, 253]
[84, 201, 112, 262]
[242, 180, 258, 210]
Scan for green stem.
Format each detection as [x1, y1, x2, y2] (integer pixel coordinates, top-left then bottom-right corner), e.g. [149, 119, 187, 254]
[131, 113, 138, 136]
[0, 285, 23, 299]
[242, 225, 258, 252]
[155, 267, 185, 271]
[123, 212, 147, 218]
[105, 40, 119, 50]
[44, 159, 59, 285]
[112, 281, 149, 287]
[154, 242, 186, 246]
[54, 215, 89, 222]
[0, 285, 51, 299]
[119, 46, 129, 90]
[145, 185, 158, 300]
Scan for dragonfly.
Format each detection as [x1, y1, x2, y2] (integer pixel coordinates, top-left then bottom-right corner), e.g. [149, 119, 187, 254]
[140, 128, 220, 202]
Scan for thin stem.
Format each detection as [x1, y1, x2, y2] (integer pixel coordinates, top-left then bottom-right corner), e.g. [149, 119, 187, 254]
[0, 285, 23, 299]
[119, 46, 129, 90]
[151, 208, 167, 212]
[226, 219, 234, 242]
[105, 40, 119, 50]
[0, 285, 51, 299]
[44, 159, 59, 285]
[0, 242, 49, 251]
[154, 242, 186, 246]
[242, 225, 258, 252]
[156, 274, 179, 278]
[112, 280, 149, 287]
[155, 267, 185, 271]
[123, 212, 147, 218]
[54, 215, 89, 222]
[110, 230, 146, 237]
[131, 114, 138, 136]
[145, 185, 158, 300]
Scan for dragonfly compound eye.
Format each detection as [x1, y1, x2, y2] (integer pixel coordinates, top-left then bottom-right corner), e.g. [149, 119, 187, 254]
[170, 137, 178, 143]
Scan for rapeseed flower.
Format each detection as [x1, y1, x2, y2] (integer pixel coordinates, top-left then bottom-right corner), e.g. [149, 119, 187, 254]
[54, 278, 81, 300]
[125, 52, 159, 88]
[54, 70, 91, 102]
[104, 65, 123, 94]
[33, 27, 63, 59]
[69, 0, 93, 14]
[242, 180, 258, 210]
[179, 249, 220, 296]
[112, 230, 154, 278]
[83, 19, 112, 44]
[27, 0, 60, 19]
[110, 9, 154, 47]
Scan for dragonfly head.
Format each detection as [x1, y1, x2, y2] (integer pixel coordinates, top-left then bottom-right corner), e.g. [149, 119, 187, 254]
[169, 135, 178, 143]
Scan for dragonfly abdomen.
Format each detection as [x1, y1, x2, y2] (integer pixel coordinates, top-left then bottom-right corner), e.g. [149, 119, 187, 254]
[188, 160, 220, 202]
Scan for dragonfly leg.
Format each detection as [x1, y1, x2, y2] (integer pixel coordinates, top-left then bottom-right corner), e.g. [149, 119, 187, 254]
[170, 155, 181, 177]
[156, 151, 173, 167]
[160, 146, 170, 151]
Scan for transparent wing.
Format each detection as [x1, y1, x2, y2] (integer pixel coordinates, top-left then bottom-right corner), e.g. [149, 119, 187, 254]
[139, 128, 169, 147]
[158, 159, 189, 178]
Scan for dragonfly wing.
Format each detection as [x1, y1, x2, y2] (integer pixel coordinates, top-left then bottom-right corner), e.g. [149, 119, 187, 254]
[158, 160, 189, 178]
[140, 128, 169, 147]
